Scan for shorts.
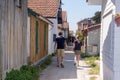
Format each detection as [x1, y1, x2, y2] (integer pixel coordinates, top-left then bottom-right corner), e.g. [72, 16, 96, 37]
[57, 49, 64, 58]
[74, 50, 81, 55]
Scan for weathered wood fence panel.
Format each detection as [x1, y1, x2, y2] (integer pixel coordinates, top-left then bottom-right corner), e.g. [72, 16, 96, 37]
[0, 0, 28, 79]
[0, 0, 2, 79]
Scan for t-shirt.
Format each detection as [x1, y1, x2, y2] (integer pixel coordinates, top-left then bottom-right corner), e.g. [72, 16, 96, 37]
[56, 36, 66, 49]
[72, 36, 75, 43]
[74, 40, 82, 50]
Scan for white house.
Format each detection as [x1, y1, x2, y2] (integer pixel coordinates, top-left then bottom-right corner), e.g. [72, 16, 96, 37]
[48, 18, 58, 54]
[87, 0, 120, 80]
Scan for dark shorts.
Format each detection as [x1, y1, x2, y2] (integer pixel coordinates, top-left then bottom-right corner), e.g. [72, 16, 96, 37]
[74, 50, 81, 55]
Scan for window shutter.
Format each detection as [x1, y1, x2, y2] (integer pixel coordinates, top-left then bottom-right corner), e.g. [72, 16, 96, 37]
[44, 25, 46, 50]
[35, 21, 39, 54]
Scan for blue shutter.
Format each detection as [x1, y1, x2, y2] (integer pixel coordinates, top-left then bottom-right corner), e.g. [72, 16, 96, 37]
[35, 21, 38, 54]
[44, 24, 46, 50]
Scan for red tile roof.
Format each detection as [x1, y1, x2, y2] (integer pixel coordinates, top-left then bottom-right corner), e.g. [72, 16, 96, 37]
[62, 11, 69, 29]
[62, 11, 67, 21]
[28, 0, 59, 18]
[88, 24, 101, 32]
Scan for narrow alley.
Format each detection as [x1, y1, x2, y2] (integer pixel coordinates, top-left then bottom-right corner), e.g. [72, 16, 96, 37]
[1, 0, 120, 80]
[39, 46, 92, 80]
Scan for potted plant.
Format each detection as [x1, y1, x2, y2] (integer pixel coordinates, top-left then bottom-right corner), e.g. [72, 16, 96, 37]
[115, 13, 120, 26]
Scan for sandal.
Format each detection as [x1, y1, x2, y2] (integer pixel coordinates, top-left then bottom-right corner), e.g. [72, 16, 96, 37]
[60, 63, 64, 68]
[56, 65, 60, 67]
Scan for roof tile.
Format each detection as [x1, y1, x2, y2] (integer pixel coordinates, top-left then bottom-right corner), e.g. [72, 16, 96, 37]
[62, 11, 67, 21]
[62, 11, 69, 29]
[28, 0, 59, 17]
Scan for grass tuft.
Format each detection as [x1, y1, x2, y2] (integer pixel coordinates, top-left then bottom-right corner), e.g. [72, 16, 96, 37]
[90, 76, 97, 80]
[83, 55, 100, 75]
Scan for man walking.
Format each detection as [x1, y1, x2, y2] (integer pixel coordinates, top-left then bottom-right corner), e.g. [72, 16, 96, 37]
[54, 32, 67, 68]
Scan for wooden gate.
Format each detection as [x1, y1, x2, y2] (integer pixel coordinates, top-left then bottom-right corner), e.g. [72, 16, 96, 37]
[29, 14, 48, 64]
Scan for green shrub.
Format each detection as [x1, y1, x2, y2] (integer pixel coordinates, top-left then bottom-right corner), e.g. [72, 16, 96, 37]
[5, 65, 39, 80]
[89, 65, 100, 74]
[90, 76, 97, 80]
[20, 65, 39, 80]
[5, 55, 52, 80]
[39, 55, 52, 70]
[83, 56, 100, 75]
[6, 69, 21, 80]
[80, 52, 85, 58]
[51, 53, 55, 56]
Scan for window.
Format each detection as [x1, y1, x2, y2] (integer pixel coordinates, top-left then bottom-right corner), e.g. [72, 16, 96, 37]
[35, 21, 39, 54]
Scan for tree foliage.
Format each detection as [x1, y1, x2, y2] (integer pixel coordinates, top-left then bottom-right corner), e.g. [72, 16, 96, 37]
[75, 31, 84, 42]
[91, 11, 101, 24]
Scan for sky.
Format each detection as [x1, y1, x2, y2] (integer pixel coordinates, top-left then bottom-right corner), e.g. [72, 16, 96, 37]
[62, 0, 101, 33]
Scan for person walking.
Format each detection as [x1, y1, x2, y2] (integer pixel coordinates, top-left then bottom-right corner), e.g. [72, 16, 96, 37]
[54, 32, 67, 68]
[72, 36, 83, 67]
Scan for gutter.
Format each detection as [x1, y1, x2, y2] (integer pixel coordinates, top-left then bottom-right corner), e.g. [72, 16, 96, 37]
[38, 16, 53, 27]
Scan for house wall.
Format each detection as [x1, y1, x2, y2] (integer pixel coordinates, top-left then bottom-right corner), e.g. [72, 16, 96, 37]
[0, 1, 2, 79]
[101, 0, 120, 80]
[64, 30, 68, 38]
[48, 25, 54, 54]
[30, 15, 48, 64]
[0, 0, 27, 79]
[87, 0, 101, 5]
[0, 1, 2, 78]
[113, 0, 120, 80]
[27, 16, 30, 63]
[87, 28, 100, 55]
[58, 28, 63, 34]
[48, 18, 58, 54]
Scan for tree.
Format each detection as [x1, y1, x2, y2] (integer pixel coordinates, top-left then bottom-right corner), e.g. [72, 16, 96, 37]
[75, 31, 84, 42]
[67, 33, 72, 43]
[91, 11, 101, 24]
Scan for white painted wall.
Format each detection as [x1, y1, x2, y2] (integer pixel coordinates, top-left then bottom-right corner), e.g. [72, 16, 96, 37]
[87, 0, 120, 80]
[27, 16, 30, 62]
[48, 18, 58, 54]
[64, 29, 68, 39]
[101, 0, 120, 80]
[87, 28, 100, 55]
[58, 28, 62, 33]
[87, 0, 101, 5]
[113, 0, 120, 80]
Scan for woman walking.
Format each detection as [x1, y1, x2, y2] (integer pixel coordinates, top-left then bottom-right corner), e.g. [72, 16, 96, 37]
[72, 36, 83, 66]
